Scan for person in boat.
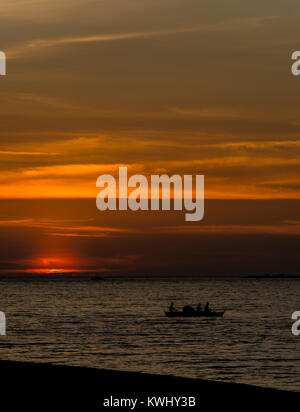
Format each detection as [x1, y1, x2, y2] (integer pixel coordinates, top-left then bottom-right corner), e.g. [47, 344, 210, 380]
[183, 305, 195, 314]
[204, 302, 212, 314]
[196, 303, 202, 312]
[169, 302, 175, 312]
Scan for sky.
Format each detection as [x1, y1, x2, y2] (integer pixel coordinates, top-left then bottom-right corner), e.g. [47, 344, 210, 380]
[0, 0, 300, 275]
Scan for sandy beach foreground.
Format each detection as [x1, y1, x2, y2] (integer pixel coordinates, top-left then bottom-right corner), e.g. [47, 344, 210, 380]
[1, 360, 298, 410]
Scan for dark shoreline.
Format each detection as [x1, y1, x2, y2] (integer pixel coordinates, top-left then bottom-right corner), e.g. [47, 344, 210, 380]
[1, 360, 298, 410]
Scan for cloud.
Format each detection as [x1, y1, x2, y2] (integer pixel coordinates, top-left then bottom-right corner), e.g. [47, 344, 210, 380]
[0, 217, 135, 238]
[0, 147, 299, 198]
[0, 150, 58, 156]
[165, 222, 300, 236]
[2, 216, 300, 238]
[8, 16, 276, 59]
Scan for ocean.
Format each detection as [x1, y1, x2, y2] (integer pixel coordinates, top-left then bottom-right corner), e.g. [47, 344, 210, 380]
[0, 276, 299, 391]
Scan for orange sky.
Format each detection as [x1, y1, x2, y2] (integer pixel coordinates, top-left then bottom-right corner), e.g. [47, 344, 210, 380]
[0, 0, 300, 200]
[0, 1, 300, 274]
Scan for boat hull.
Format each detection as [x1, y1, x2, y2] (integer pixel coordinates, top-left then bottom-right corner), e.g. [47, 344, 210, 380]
[165, 311, 224, 318]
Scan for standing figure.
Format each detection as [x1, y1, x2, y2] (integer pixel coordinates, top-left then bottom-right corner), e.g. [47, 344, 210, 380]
[204, 302, 211, 313]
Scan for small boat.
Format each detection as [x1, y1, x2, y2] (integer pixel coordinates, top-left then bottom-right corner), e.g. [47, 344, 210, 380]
[165, 310, 225, 318]
[90, 276, 104, 281]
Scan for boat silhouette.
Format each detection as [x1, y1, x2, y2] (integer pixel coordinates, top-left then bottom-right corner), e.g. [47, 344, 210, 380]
[165, 310, 225, 318]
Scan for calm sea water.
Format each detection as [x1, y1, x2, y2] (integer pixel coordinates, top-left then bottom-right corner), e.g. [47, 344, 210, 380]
[0, 277, 299, 391]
